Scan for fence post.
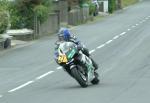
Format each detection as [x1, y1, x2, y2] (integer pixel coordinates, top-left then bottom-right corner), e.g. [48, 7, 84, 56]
[34, 14, 40, 39]
[34, 15, 37, 39]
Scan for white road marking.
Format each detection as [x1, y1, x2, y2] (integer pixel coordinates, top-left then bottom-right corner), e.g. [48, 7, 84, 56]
[8, 81, 34, 93]
[143, 20, 146, 22]
[89, 49, 96, 54]
[132, 25, 136, 28]
[97, 44, 105, 49]
[0, 95, 3, 98]
[127, 29, 131, 31]
[145, 17, 149, 20]
[113, 35, 119, 40]
[140, 21, 143, 24]
[106, 40, 113, 44]
[57, 66, 62, 70]
[36, 71, 54, 80]
[120, 32, 126, 36]
[135, 24, 139, 26]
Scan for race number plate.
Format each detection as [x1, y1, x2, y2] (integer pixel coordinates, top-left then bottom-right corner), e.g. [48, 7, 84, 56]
[58, 55, 68, 63]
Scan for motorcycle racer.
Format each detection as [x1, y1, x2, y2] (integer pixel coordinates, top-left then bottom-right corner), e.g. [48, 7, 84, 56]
[54, 28, 98, 71]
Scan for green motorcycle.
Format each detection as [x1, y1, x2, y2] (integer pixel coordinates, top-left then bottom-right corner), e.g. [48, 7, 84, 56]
[55, 41, 99, 87]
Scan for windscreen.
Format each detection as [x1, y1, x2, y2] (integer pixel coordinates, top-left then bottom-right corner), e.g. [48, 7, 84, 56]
[59, 42, 76, 54]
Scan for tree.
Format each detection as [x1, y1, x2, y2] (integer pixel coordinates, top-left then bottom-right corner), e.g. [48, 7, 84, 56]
[108, 0, 116, 13]
[9, 0, 51, 29]
[0, 0, 9, 34]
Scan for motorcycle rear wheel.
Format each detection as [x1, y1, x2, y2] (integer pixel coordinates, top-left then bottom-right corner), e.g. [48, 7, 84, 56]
[91, 72, 100, 85]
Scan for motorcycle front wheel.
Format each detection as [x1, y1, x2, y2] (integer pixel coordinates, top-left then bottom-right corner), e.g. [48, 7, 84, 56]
[71, 67, 88, 88]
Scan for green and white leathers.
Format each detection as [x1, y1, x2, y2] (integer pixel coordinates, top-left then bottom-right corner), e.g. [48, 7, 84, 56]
[56, 41, 99, 87]
[78, 50, 95, 81]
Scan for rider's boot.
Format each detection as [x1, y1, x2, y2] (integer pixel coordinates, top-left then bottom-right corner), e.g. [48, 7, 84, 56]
[82, 48, 98, 70]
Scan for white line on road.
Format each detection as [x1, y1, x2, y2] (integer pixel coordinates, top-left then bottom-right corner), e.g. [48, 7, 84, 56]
[120, 32, 126, 36]
[8, 81, 34, 93]
[36, 71, 54, 80]
[0, 95, 3, 98]
[145, 17, 149, 20]
[97, 44, 105, 49]
[127, 29, 131, 31]
[113, 35, 119, 40]
[143, 20, 146, 22]
[57, 66, 62, 70]
[135, 24, 139, 26]
[132, 25, 136, 28]
[106, 40, 113, 44]
[89, 49, 96, 54]
[140, 21, 143, 24]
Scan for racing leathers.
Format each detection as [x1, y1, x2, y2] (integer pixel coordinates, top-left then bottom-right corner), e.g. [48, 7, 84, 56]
[54, 35, 98, 73]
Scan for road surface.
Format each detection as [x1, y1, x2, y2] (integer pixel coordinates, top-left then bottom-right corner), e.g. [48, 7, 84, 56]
[0, 0, 150, 103]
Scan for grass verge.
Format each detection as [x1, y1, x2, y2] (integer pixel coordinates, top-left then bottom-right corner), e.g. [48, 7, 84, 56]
[122, 0, 139, 7]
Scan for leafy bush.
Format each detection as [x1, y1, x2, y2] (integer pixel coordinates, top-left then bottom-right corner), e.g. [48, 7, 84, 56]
[0, 0, 9, 34]
[9, 0, 52, 29]
[33, 5, 49, 23]
[9, 4, 23, 29]
[108, 0, 116, 13]
[88, 2, 96, 16]
[9, 0, 35, 29]
[0, 10, 9, 34]
[82, 0, 96, 16]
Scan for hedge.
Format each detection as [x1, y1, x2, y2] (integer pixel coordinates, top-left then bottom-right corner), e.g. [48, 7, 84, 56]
[108, 0, 116, 13]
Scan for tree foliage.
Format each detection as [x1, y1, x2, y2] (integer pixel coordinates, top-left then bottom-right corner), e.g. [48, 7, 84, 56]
[0, 0, 9, 34]
[0, 10, 9, 34]
[108, 0, 116, 13]
[33, 4, 49, 23]
[9, 0, 52, 29]
[88, 2, 96, 16]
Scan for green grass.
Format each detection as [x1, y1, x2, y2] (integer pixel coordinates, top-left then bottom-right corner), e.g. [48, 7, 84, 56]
[122, 0, 139, 7]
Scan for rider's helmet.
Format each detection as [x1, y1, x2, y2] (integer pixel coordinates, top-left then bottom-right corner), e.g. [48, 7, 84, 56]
[58, 28, 71, 41]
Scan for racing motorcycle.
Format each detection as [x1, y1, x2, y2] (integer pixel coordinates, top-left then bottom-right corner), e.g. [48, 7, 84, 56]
[55, 41, 99, 87]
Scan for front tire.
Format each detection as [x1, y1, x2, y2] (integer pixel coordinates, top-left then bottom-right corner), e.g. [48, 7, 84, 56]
[71, 67, 88, 88]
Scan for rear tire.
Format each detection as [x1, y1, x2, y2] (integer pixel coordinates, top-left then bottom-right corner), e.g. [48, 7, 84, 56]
[91, 72, 100, 85]
[71, 67, 88, 88]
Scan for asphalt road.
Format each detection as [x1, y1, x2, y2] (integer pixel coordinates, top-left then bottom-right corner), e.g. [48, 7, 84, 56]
[0, 0, 150, 103]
